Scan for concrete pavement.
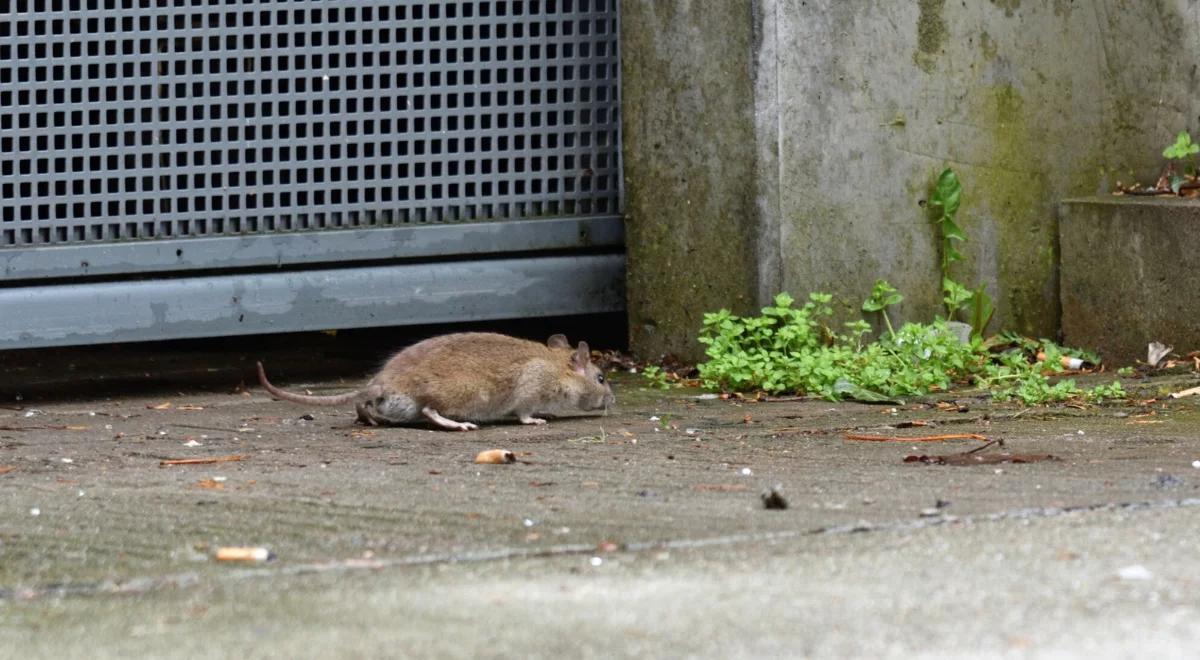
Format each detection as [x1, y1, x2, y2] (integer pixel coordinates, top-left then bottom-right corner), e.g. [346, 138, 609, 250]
[2, 366, 1200, 657]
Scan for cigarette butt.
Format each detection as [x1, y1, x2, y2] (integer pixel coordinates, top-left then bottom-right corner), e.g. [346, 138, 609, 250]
[475, 449, 516, 464]
[215, 546, 272, 562]
[1036, 352, 1085, 370]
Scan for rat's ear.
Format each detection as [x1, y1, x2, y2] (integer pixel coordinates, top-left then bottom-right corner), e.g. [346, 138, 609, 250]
[547, 334, 570, 349]
[570, 341, 591, 373]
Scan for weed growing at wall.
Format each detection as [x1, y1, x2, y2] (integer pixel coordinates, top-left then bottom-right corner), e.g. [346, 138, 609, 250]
[697, 291, 1124, 404]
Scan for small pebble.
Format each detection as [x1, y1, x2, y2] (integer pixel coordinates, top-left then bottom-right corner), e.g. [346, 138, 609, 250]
[29, 508, 40, 516]
[761, 486, 789, 510]
[589, 556, 603, 567]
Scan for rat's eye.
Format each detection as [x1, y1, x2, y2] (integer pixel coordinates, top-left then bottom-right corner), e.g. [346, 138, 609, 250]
[596, 374, 605, 384]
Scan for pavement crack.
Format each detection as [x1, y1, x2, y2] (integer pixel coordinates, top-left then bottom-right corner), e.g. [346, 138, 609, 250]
[4, 497, 1200, 603]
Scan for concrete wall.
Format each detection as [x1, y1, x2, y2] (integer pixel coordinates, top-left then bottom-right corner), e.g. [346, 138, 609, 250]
[1060, 197, 1200, 366]
[622, 0, 1200, 360]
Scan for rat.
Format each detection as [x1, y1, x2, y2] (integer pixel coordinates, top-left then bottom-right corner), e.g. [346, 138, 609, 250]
[256, 332, 615, 431]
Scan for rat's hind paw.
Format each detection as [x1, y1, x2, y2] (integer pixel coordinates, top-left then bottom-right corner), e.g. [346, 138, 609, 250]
[422, 407, 479, 431]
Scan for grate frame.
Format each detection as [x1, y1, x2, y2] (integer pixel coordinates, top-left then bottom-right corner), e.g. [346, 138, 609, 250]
[1, 0, 621, 281]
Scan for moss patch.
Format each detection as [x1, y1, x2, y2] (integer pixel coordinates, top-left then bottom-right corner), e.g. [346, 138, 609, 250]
[969, 83, 1058, 336]
[914, 0, 947, 72]
[991, 0, 1022, 17]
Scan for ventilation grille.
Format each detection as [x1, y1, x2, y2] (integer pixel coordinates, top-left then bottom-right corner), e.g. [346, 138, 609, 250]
[0, 1, 620, 247]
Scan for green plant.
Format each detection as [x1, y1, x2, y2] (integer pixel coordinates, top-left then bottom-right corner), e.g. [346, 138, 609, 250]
[1162, 131, 1199, 193]
[641, 365, 671, 390]
[1163, 130, 1199, 160]
[1117, 366, 1135, 377]
[697, 288, 1125, 406]
[929, 169, 994, 339]
[862, 279, 903, 338]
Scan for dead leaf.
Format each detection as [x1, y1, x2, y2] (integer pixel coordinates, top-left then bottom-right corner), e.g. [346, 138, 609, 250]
[193, 478, 225, 490]
[904, 452, 1059, 466]
[0, 466, 15, 475]
[742, 414, 753, 424]
[350, 429, 376, 439]
[528, 481, 556, 487]
[693, 483, 750, 492]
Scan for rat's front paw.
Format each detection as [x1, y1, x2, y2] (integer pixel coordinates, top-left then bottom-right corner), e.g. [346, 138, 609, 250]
[519, 415, 547, 425]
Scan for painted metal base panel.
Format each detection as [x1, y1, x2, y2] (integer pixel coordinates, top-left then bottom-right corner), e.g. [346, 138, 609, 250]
[0, 254, 625, 349]
[0, 216, 624, 281]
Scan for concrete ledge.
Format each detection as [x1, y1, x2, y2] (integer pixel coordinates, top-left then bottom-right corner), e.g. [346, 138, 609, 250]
[1059, 197, 1200, 365]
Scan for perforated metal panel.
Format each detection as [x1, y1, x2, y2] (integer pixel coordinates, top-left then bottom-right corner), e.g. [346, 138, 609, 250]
[0, 1, 624, 348]
[0, 0, 619, 254]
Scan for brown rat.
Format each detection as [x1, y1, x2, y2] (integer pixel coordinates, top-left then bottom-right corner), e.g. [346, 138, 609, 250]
[256, 332, 615, 431]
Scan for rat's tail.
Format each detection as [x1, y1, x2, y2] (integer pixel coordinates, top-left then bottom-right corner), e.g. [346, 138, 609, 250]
[257, 361, 371, 406]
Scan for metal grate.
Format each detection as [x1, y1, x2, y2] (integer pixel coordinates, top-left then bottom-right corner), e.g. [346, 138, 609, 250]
[0, 0, 620, 248]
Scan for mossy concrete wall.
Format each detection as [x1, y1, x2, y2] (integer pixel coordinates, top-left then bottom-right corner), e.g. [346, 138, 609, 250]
[620, 1, 763, 359]
[622, 0, 1200, 360]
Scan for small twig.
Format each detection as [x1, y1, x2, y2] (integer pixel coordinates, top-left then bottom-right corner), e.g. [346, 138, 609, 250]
[160, 454, 247, 467]
[844, 432, 989, 442]
[965, 439, 1004, 454]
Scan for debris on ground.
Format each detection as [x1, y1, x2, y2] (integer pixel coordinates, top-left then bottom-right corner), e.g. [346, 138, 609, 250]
[904, 440, 1058, 466]
[693, 483, 750, 493]
[0, 465, 15, 475]
[1115, 564, 1154, 581]
[1169, 385, 1200, 399]
[1148, 342, 1173, 368]
[844, 432, 988, 442]
[215, 547, 273, 562]
[475, 449, 516, 464]
[160, 454, 248, 467]
[760, 485, 789, 510]
[1153, 473, 1182, 489]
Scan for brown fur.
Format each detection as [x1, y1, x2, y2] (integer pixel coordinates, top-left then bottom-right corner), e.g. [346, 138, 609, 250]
[257, 332, 615, 431]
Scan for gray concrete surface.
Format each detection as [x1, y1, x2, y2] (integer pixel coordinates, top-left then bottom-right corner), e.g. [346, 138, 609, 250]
[1060, 196, 1200, 366]
[3, 368, 1200, 657]
[622, 0, 1200, 359]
